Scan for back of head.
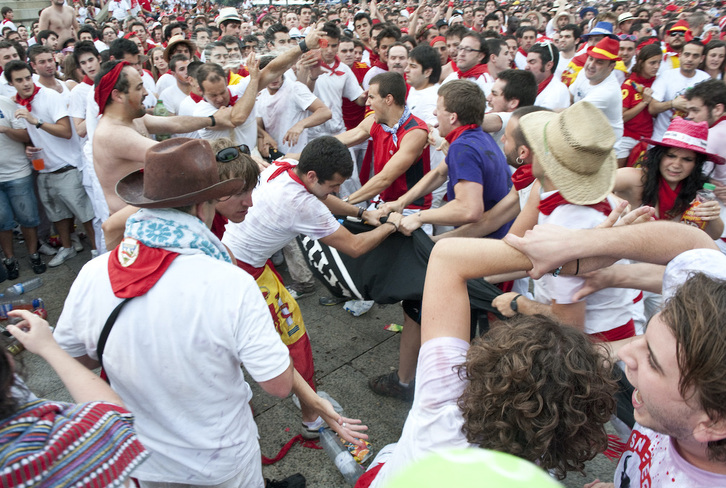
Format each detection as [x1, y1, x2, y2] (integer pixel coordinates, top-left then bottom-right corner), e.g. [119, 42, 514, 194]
[458, 314, 616, 478]
[109, 37, 139, 59]
[438, 80, 485, 126]
[661, 272, 726, 461]
[195, 62, 225, 88]
[298, 136, 353, 182]
[686, 78, 726, 110]
[497, 69, 537, 107]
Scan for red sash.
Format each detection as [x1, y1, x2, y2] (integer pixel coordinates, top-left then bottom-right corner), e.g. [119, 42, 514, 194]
[656, 178, 682, 220]
[538, 191, 612, 216]
[444, 123, 480, 144]
[511, 165, 535, 191]
[593, 319, 636, 342]
[14, 85, 41, 112]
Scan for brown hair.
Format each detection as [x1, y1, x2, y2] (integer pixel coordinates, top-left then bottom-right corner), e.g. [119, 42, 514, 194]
[438, 80, 485, 126]
[457, 315, 616, 479]
[209, 137, 259, 193]
[661, 272, 726, 461]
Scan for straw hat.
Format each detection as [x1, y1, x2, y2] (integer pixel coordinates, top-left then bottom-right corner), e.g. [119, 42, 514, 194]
[116, 139, 244, 209]
[642, 117, 725, 165]
[519, 101, 617, 205]
[216, 7, 242, 26]
[164, 34, 197, 62]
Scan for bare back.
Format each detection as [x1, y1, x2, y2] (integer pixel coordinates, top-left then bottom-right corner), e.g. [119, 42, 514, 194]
[93, 116, 156, 215]
[39, 5, 77, 45]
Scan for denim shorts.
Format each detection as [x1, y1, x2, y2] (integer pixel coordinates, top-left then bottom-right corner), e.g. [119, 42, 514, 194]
[0, 174, 40, 231]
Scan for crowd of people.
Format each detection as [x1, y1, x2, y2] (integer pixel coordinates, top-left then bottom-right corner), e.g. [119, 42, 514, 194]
[2, 0, 726, 486]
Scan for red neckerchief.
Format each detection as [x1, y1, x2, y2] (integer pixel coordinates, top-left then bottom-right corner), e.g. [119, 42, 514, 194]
[444, 123, 480, 144]
[538, 191, 613, 216]
[267, 161, 311, 193]
[108, 240, 179, 298]
[372, 59, 388, 71]
[518, 47, 528, 57]
[82, 75, 94, 86]
[536, 74, 554, 95]
[238, 66, 249, 77]
[14, 85, 41, 112]
[227, 88, 238, 106]
[664, 45, 680, 59]
[711, 115, 726, 128]
[453, 61, 489, 79]
[321, 56, 345, 76]
[657, 177, 682, 220]
[190, 91, 203, 103]
[511, 165, 535, 191]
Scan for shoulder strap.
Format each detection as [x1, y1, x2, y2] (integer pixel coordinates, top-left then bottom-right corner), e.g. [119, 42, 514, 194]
[97, 297, 133, 371]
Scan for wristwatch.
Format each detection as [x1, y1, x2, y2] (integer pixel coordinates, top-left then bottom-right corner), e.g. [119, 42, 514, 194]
[510, 294, 522, 314]
[35, 119, 44, 129]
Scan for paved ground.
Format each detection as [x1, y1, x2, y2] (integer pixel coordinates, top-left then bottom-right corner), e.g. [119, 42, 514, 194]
[14, 240, 617, 488]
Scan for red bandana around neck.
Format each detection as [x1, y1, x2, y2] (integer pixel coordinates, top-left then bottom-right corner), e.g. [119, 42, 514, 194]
[321, 56, 345, 76]
[536, 74, 554, 95]
[108, 239, 179, 298]
[657, 177, 682, 220]
[511, 164, 535, 191]
[267, 160, 310, 193]
[518, 47, 528, 57]
[227, 88, 238, 106]
[15, 85, 41, 112]
[445, 123, 480, 144]
[95, 61, 129, 115]
[190, 91, 204, 103]
[372, 59, 389, 71]
[453, 61, 489, 79]
[538, 191, 613, 216]
[82, 75, 94, 86]
[711, 115, 726, 128]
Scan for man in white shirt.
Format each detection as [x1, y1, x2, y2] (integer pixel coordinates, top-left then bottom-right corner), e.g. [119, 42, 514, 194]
[441, 32, 491, 97]
[569, 37, 624, 142]
[362, 26, 400, 89]
[159, 54, 191, 115]
[650, 40, 710, 141]
[484, 38, 513, 92]
[555, 23, 580, 79]
[28, 45, 70, 105]
[526, 41, 570, 110]
[5, 60, 96, 266]
[0, 41, 19, 98]
[514, 25, 537, 69]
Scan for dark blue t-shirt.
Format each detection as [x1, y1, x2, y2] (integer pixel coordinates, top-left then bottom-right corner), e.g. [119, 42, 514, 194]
[445, 128, 512, 239]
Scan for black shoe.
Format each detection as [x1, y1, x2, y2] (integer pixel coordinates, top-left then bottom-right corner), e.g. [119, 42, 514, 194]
[319, 295, 348, 306]
[3, 258, 19, 280]
[265, 473, 306, 488]
[0, 260, 6, 283]
[369, 370, 415, 401]
[29, 253, 46, 275]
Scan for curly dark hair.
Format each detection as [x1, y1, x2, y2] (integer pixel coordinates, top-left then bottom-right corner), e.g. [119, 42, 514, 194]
[457, 315, 616, 479]
[0, 340, 20, 420]
[641, 145, 710, 219]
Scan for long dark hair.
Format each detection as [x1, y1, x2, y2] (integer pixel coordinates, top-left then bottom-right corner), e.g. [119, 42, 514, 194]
[0, 342, 19, 419]
[641, 145, 710, 218]
[632, 44, 662, 78]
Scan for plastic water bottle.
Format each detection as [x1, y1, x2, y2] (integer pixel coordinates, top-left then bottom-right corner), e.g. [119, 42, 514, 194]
[153, 100, 171, 141]
[0, 298, 44, 319]
[4, 278, 43, 297]
[319, 428, 364, 485]
[682, 183, 717, 230]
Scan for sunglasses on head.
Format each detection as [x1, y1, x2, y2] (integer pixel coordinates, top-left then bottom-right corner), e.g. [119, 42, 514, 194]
[216, 144, 250, 163]
[618, 34, 637, 41]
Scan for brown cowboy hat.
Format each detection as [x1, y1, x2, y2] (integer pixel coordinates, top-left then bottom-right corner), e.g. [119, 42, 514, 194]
[164, 35, 197, 62]
[116, 138, 244, 209]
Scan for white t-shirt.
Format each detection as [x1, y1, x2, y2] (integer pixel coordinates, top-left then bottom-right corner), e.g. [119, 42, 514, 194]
[21, 87, 82, 172]
[108, 0, 130, 20]
[362, 65, 387, 90]
[1, 19, 17, 31]
[155, 72, 175, 96]
[53, 252, 291, 484]
[307, 62, 363, 139]
[535, 76, 571, 110]
[195, 77, 257, 148]
[442, 70, 494, 98]
[0, 95, 32, 182]
[176, 95, 202, 139]
[141, 70, 157, 108]
[0, 76, 16, 98]
[555, 52, 574, 80]
[159, 82, 187, 115]
[94, 39, 108, 53]
[534, 191, 639, 335]
[222, 161, 341, 267]
[515, 50, 528, 70]
[408, 83, 446, 173]
[257, 80, 317, 154]
[69, 81, 92, 147]
[570, 70, 624, 141]
[369, 337, 472, 488]
[485, 111, 512, 152]
[615, 424, 726, 487]
[651, 68, 710, 142]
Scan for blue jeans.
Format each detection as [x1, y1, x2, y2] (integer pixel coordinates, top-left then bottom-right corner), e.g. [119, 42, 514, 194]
[0, 174, 40, 231]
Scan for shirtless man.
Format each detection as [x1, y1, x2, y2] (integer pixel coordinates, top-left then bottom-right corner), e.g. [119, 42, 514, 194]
[38, 0, 78, 46]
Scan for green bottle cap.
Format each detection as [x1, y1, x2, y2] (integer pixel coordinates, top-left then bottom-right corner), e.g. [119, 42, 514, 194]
[704, 183, 716, 191]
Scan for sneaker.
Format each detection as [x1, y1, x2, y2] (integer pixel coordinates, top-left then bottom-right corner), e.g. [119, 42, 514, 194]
[38, 242, 57, 256]
[3, 258, 19, 280]
[300, 416, 325, 440]
[90, 249, 100, 259]
[286, 281, 315, 300]
[29, 253, 46, 274]
[265, 473, 306, 488]
[48, 247, 77, 268]
[319, 295, 348, 306]
[368, 370, 415, 402]
[70, 233, 84, 252]
[271, 249, 285, 267]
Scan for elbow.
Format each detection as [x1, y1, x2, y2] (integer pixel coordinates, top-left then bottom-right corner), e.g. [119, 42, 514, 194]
[320, 108, 332, 122]
[230, 114, 248, 127]
[461, 206, 484, 224]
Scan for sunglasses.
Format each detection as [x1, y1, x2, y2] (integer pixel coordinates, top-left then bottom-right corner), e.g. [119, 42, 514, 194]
[216, 145, 250, 163]
[668, 30, 686, 37]
[618, 34, 637, 41]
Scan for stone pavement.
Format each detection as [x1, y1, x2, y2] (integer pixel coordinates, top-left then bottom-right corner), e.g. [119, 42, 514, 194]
[15, 241, 617, 488]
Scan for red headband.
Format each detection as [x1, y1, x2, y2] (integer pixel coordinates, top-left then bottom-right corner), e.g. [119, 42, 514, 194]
[430, 36, 446, 46]
[95, 61, 130, 115]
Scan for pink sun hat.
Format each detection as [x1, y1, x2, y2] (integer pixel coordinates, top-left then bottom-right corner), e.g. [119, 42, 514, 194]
[641, 117, 725, 165]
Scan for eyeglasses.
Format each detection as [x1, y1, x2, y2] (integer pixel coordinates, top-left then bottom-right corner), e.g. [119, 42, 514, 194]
[216, 145, 250, 163]
[456, 46, 481, 54]
[668, 31, 686, 37]
[618, 34, 637, 41]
